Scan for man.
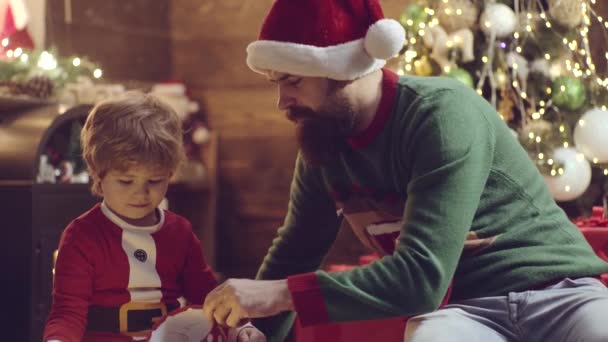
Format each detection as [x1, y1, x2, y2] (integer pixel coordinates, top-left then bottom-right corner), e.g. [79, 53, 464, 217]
[203, 0, 608, 341]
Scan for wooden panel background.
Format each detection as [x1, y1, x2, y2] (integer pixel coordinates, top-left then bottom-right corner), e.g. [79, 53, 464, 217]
[46, 0, 172, 81]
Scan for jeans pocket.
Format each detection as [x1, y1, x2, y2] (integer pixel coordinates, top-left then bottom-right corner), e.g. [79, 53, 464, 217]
[561, 277, 607, 291]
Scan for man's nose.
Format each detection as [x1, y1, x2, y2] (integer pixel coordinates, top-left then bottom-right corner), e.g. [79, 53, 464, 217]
[277, 85, 295, 110]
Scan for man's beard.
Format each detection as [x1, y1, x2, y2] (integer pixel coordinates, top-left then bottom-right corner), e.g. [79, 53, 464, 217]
[287, 97, 356, 166]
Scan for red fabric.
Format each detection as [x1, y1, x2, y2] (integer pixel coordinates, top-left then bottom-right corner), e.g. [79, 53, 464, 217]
[574, 207, 608, 282]
[259, 0, 385, 46]
[2, 27, 34, 49]
[297, 254, 451, 342]
[43, 204, 217, 342]
[370, 228, 401, 254]
[579, 228, 608, 264]
[366, 0, 385, 21]
[1, 5, 34, 50]
[287, 272, 330, 326]
[295, 317, 407, 342]
[348, 68, 398, 149]
[2, 5, 17, 37]
[573, 206, 608, 228]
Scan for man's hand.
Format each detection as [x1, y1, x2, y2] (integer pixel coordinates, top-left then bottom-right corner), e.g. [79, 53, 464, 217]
[202, 278, 293, 327]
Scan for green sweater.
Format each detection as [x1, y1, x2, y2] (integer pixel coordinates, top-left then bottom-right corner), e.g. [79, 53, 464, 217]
[255, 70, 608, 341]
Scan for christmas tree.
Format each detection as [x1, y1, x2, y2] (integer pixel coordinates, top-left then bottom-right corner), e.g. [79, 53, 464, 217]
[392, 0, 608, 216]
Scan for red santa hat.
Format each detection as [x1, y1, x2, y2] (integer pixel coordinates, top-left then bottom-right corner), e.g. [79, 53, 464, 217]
[0, 0, 33, 50]
[246, 0, 405, 81]
[1, 0, 28, 37]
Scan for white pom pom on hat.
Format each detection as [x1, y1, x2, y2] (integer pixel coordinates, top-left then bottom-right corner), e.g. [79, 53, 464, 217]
[246, 0, 406, 81]
[364, 18, 406, 60]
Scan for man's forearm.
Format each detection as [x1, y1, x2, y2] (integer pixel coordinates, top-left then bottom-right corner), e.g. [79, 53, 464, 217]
[274, 279, 294, 312]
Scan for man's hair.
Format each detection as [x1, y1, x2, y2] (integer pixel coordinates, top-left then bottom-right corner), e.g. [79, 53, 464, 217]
[81, 91, 185, 195]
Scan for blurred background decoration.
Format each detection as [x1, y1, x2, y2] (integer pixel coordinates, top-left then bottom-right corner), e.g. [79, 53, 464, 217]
[0, 47, 105, 102]
[0, 0, 106, 104]
[391, 0, 608, 215]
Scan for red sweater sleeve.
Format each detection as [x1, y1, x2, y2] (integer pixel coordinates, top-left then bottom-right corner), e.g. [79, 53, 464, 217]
[43, 221, 94, 342]
[182, 231, 217, 305]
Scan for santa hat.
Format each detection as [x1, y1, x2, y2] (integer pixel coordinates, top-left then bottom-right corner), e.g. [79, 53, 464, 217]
[0, 0, 34, 50]
[1, 0, 29, 37]
[246, 0, 405, 81]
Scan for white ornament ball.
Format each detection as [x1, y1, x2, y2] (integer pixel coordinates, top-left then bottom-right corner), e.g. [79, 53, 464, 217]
[192, 126, 211, 145]
[480, 3, 518, 38]
[543, 147, 591, 202]
[548, 0, 583, 29]
[364, 19, 406, 60]
[530, 58, 551, 78]
[573, 107, 608, 163]
[436, 0, 478, 33]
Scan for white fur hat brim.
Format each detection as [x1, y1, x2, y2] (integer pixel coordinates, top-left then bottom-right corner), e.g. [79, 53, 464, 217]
[246, 38, 387, 80]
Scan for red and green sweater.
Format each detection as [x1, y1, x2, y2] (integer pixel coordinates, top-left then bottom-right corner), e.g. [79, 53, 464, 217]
[255, 69, 608, 340]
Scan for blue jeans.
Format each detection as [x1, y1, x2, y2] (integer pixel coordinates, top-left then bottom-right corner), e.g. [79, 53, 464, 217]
[404, 277, 608, 342]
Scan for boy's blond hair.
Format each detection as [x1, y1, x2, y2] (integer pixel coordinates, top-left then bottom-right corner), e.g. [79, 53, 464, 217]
[81, 91, 185, 196]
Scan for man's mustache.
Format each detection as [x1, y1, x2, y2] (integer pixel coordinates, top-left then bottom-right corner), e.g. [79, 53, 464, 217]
[286, 107, 317, 122]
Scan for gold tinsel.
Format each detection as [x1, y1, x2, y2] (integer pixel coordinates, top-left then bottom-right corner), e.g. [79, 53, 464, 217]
[414, 56, 433, 76]
[520, 119, 555, 141]
[495, 68, 508, 89]
[498, 87, 515, 122]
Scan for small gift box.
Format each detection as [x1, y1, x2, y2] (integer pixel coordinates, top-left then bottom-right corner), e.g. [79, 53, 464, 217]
[573, 207, 608, 274]
[574, 206, 608, 229]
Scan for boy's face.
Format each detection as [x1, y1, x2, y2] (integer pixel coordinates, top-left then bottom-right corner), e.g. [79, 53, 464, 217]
[99, 164, 172, 226]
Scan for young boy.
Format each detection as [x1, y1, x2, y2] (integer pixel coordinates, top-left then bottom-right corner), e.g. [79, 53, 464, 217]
[43, 92, 265, 342]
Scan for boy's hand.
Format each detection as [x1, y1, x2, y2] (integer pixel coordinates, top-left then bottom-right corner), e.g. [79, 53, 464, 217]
[237, 326, 267, 342]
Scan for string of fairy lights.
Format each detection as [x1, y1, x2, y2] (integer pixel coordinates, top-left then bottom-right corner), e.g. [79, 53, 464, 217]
[395, 0, 608, 184]
[1, 37, 103, 80]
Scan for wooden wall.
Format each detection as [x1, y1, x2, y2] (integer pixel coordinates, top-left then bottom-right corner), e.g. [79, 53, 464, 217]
[170, 1, 294, 277]
[46, 0, 172, 82]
